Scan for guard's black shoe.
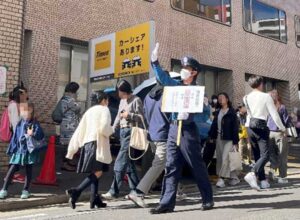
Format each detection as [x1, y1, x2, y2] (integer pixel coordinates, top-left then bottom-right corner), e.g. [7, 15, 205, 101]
[201, 202, 214, 211]
[66, 189, 80, 209]
[90, 194, 107, 209]
[149, 206, 174, 214]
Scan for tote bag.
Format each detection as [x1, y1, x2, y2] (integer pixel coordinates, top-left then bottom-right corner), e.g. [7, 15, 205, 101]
[129, 115, 149, 160]
[229, 148, 242, 172]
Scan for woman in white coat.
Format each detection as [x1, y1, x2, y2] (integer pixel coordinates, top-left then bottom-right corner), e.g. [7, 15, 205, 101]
[65, 91, 113, 210]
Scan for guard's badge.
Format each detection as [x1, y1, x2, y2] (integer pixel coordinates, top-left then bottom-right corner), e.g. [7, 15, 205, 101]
[183, 57, 188, 64]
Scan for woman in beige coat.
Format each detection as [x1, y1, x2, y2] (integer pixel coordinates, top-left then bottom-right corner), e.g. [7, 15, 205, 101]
[65, 91, 113, 210]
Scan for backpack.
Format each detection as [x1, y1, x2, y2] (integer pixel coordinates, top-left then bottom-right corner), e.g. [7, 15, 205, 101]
[51, 98, 70, 124]
[52, 98, 64, 124]
[0, 107, 12, 142]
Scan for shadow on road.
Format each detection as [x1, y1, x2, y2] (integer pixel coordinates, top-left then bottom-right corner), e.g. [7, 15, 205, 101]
[219, 199, 300, 210]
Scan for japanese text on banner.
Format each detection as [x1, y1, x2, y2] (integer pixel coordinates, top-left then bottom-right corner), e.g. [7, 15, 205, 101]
[114, 22, 150, 78]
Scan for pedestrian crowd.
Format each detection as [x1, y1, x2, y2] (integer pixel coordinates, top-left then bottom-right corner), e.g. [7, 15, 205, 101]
[0, 43, 299, 214]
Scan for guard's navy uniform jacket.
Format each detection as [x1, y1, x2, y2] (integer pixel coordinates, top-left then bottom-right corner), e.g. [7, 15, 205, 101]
[151, 60, 214, 210]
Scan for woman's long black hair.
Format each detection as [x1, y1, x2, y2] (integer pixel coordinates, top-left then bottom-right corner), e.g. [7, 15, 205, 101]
[90, 91, 108, 106]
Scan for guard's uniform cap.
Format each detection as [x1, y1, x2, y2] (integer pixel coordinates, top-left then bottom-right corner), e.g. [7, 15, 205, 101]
[181, 56, 201, 72]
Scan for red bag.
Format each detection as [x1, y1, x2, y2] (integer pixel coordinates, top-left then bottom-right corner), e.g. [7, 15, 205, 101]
[0, 106, 12, 142]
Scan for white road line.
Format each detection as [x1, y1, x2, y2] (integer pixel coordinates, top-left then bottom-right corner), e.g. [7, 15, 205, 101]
[5, 213, 47, 220]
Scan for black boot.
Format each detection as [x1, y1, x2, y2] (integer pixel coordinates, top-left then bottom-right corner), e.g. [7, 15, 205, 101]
[66, 188, 81, 209]
[90, 194, 107, 209]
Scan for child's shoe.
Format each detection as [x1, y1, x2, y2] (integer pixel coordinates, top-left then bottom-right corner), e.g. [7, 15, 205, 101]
[0, 190, 8, 199]
[20, 190, 30, 199]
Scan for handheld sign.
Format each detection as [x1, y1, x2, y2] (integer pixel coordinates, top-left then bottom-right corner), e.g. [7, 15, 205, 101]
[161, 86, 205, 113]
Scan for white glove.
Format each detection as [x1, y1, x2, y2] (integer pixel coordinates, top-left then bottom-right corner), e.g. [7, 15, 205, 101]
[177, 112, 189, 120]
[151, 42, 159, 62]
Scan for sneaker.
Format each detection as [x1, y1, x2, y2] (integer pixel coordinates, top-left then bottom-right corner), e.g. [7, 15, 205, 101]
[0, 190, 8, 199]
[260, 180, 270, 189]
[201, 201, 214, 211]
[268, 169, 275, 181]
[176, 192, 187, 201]
[229, 178, 240, 186]
[277, 177, 289, 184]
[101, 192, 117, 200]
[128, 193, 147, 208]
[20, 190, 30, 199]
[244, 172, 260, 190]
[216, 178, 226, 188]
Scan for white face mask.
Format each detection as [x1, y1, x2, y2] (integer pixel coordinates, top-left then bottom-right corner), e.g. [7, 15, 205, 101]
[180, 69, 191, 80]
[213, 99, 218, 104]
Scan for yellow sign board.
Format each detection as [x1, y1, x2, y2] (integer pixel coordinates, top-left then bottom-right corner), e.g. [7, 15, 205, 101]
[89, 21, 154, 82]
[114, 22, 152, 78]
[94, 40, 111, 71]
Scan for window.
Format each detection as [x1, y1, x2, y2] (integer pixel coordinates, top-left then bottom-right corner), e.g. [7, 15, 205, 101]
[58, 41, 88, 110]
[171, 0, 231, 25]
[295, 16, 300, 47]
[243, 0, 287, 42]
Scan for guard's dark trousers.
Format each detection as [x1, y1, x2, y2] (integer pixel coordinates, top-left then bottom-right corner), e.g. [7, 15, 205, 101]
[160, 123, 213, 209]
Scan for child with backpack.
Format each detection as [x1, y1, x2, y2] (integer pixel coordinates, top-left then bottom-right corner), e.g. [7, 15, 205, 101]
[0, 102, 45, 199]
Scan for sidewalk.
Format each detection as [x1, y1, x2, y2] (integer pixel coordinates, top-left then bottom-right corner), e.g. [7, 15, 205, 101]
[0, 140, 299, 212]
[0, 144, 117, 212]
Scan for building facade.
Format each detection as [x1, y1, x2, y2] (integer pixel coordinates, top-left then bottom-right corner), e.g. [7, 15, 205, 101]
[1, 0, 300, 170]
[0, 0, 24, 171]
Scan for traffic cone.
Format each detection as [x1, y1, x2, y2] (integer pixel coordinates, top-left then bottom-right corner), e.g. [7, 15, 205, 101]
[33, 135, 58, 186]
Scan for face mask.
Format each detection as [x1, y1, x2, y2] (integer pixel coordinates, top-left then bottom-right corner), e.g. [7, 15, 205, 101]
[180, 69, 191, 80]
[213, 99, 218, 104]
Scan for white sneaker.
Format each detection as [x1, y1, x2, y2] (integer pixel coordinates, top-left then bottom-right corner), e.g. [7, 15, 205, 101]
[216, 178, 226, 188]
[128, 193, 147, 208]
[260, 180, 270, 189]
[101, 192, 117, 200]
[277, 177, 289, 184]
[244, 172, 260, 190]
[176, 192, 187, 201]
[229, 178, 240, 186]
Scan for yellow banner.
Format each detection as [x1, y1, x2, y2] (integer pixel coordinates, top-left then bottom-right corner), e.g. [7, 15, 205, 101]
[94, 40, 111, 71]
[114, 22, 151, 78]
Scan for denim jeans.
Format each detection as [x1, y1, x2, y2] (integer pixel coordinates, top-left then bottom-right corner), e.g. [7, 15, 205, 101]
[109, 128, 139, 196]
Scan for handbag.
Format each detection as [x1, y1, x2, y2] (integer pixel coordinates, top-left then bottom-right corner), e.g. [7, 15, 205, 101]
[26, 136, 47, 153]
[249, 118, 268, 130]
[129, 115, 149, 160]
[286, 120, 298, 138]
[244, 96, 268, 130]
[229, 147, 242, 172]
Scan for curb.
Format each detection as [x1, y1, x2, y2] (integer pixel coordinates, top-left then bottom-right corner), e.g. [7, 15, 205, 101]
[0, 193, 91, 212]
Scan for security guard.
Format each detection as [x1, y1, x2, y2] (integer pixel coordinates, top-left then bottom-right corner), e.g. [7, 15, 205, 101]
[149, 43, 214, 214]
